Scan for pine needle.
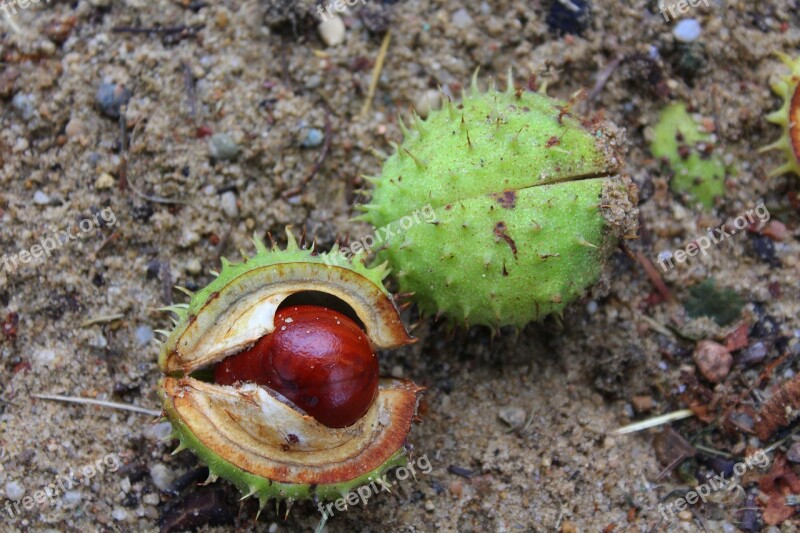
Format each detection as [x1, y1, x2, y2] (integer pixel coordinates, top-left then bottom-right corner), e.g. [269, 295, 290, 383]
[359, 29, 391, 120]
[611, 409, 695, 435]
[31, 394, 162, 417]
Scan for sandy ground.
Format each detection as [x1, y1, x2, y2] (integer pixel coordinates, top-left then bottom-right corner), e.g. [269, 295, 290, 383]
[0, 0, 799, 531]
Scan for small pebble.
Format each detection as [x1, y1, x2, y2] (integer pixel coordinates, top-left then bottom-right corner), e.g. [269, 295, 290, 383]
[134, 325, 154, 347]
[33, 348, 57, 367]
[209, 133, 240, 161]
[318, 16, 346, 47]
[451, 8, 473, 28]
[498, 406, 526, 427]
[33, 190, 50, 205]
[143, 421, 174, 442]
[111, 507, 128, 521]
[12, 93, 37, 121]
[631, 395, 654, 413]
[300, 128, 324, 148]
[390, 365, 403, 378]
[96, 83, 131, 119]
[4, 481, 24, 501]
[120, 477, 131, 493]
[424, 500, 435, 512]
[738, 342, 767, 366]
[414, 90, 441, 119]
[762, 220, 788, 242]
[62, 490, 81, 505]
[89, 333, 108, 349]
[149, 463, 175, 492]
[674, 19, 702, 43]
[95, 173, 115, 190]
[693, 340, 732, 383]
[220, 191, 239, 219]
[185, 258, 202, 275]
[143, 493, 161, 505]
[65, 118, 85, 139]
[787, 442, 800, 463]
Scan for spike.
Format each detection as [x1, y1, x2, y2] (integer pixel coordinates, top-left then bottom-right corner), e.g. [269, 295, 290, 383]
[758, 138, 788, 153]
[171, 441, 188, 455]
[446, 95, 458, 120]
[209, 269, 220, 277]
[284, 498, 294, 520]
[470, 66, 481, 96]
[240, 486, 258, 500]
[285, 227, 299, 250]
[219, 257, 231, 269]
[402, 147, 427, 169]
[252, 233, 269, 254]
[768, 162, 796, 177]
[267, 232, 277, 250]
[154, 329, 172, 338]
[239, 248, 250, 261]
[174, 286, 194, 297]
[361, 174, 380, 185]
[368, 147, 388, 160]
[162, 429, 179, 442]
[576, 236, 598, 248]
[506, 67, 515, 94]
[201, 471, 219, 485]
[398, 115, 412, 139]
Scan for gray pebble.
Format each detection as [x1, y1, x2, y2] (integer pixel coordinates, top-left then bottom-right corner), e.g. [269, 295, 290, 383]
[96, 83, 131, 119]
[134, 325, 154, 347]
[300, 128, 324, 148]
[143, 421, 174, 441]
[12, 93, 37, 121]
[4, 480, 24, 501]
[149, 463, 175, 492]
[498, 406, 527, 428]
[220, 191, 239, 219]
[452, 8, 473, 28]
[62, 490, 82, 505]
[787, 442, 800, 463]
[209, 133, 240, 160]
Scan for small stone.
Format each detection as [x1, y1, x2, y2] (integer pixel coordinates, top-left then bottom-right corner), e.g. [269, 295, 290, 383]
[4, 481, 24, 501]
[560, 521, 578, 533]
[149, 463, 175, 492]
[678, 510, 693, 521]
[143, 492, 160, 505]
[738, 342, 767, 366]
[451, 8, 473, 28]
[390, 365, 403, 378]
[12, 93, 37, 120]
[185, 258, 202, 275]
[220, 191, 239, 219]
[424, 500, 435, 512]
[95, 173, 115, 190]
[300, 128, 324, 148]
[89, 333, 108, 349]
[787, 442, 800, 463]
[414, 90, 441, 119]
[763, 220, 788, 242]
[0, 67, 18, 99]
[318, 16, 346, 47]
[134, 325, 154, 347]
[143, 421, 174, 442]
[63, 490, 81, 505]
[33, 348, 57, 368]
[631, 395, 654, 414]
[498, 406, 526, 428]
[209, 133, 240, 161]
[65, 118, 85, 139]
[96, 83, 131, 119]
[33, 190, 50, 205]
[111, 507, 128, 521]
[120, 477, 131, 493]
[674, 19, 702, 43]
[693, 340, 732, 383]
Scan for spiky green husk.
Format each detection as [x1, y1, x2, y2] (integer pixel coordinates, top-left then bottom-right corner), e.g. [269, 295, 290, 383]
[760, 52, 800, 177]
[362, 77, 636, 329]
[651, 103, 726, 208]
[157, 229, 415, 507]
[159, 381, 408, 508]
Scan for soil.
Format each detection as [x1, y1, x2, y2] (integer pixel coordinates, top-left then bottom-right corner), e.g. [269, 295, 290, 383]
[0, 0, 798, 532]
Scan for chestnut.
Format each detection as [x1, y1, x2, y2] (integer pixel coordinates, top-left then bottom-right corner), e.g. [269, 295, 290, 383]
[214, 305, 379, 428]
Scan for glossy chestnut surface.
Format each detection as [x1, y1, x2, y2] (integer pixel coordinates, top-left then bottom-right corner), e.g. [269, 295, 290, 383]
[214, 305, 379, 428]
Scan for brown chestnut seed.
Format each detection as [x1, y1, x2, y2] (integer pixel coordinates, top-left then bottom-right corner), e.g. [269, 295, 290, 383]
[214, 305, 379, 428]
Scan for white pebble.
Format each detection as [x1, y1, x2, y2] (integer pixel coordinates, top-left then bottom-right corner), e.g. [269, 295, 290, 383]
[143, 421, 174, 442]
[452, 8, 473, 28]
[4, 481, 24, 501]
[33, 190, 50, 205]
[111, 507, 128, 521]
[63, 490, 82, 505]
[220, 191, 239, 219]
[135, 325, 154, 347]
[33, 348, 57, 368]
[318, 16, 346, 47]
[149, 463, 175, 492]
[674, 19, 702, 42]
[120, 477, 131, 493]
[143, 493, 160, 505]
[185, 258, 202, 275]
